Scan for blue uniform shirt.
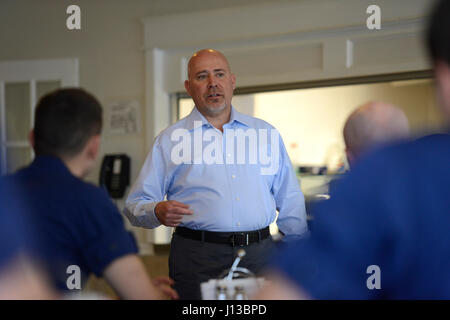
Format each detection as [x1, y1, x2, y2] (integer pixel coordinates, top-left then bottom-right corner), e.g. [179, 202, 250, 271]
[125, 106, 308, 239]
[272, 133, 450, 299]
[0, 178, 34, 269]
[11, 156, 138, 291]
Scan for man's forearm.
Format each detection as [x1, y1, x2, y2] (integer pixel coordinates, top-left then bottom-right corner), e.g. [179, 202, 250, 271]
[123, 201, 162, 229]
[254, 271, 311, 300]
[103, 254, 164, 300]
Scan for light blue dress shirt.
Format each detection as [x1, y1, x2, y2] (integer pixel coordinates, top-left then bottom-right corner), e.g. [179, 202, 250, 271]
[124, 106, 308, 238]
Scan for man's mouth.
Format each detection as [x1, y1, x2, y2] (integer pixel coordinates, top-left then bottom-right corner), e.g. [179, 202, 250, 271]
[207, 93, 222, 98]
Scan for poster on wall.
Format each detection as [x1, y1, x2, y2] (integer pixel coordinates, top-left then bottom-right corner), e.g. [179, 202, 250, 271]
[106, 100, 141, 135]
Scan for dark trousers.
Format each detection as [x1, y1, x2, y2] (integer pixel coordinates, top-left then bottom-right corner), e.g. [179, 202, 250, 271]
[169, 233, 276, 300]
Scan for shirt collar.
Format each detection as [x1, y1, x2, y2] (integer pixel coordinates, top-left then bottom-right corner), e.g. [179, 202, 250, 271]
[185, 106, 210, 132]
[31, 155, 73, 177]
[185, 106, 250, 132]
[229, 107, 250, 128]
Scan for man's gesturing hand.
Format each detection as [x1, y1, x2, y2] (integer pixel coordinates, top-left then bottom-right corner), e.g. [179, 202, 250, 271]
[154, 200, 193, 227]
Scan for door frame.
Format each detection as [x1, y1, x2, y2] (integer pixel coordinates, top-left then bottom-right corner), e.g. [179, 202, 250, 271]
[0, 58, 79, 174]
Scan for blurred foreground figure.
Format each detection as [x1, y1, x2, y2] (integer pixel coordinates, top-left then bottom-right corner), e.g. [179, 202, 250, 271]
[256, 0, 450, 299]
[344, 101, 410, 167]
[324, 102, 411, 197]
[7, 89, 177, 300]
[0, 179, 55, 299]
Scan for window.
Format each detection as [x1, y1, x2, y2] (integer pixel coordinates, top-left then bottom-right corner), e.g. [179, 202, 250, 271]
[0, 59, 78, 175]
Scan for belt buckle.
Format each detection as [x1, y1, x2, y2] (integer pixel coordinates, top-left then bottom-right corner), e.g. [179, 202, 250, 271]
[231, 232, 249, 247]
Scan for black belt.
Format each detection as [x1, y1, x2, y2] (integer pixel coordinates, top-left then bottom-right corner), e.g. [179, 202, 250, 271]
[175, 226, 271, 247]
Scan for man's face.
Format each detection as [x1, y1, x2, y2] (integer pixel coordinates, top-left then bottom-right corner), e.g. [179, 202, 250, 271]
[184, 51, 236, 117]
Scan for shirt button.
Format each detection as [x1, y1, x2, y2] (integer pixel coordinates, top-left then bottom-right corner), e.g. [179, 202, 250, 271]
[236, 197, 240, 201]
[237, 222, 241, 226]
[227, 153, 232, 157]
[232, 174, 236, 179]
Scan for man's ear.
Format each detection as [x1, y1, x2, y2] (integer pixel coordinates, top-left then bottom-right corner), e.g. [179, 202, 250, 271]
[231, 73, 236, 91]
[184, 80, 192, 97]
[85, 135, 101, 161]
[29, 130, 35, 150]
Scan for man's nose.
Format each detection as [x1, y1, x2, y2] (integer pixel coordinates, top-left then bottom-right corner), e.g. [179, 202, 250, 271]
[207, 75, 218, 88]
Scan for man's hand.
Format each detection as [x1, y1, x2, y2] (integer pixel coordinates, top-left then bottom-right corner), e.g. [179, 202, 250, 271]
[151, 276, 179, 300]
[155, 200, 193, 227]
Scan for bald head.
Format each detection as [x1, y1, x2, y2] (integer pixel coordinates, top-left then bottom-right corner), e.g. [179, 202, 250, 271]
[184, 48, 236, 123]
[344, 102, 410, 166]
[187, 49, 232, 78]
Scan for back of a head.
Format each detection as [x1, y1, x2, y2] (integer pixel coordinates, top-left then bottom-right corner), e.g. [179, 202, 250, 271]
[426, 0, 450, 67]
[427, 0, 450, 122]
[33, 88, 102, 159]
[343, 102, 410, 161]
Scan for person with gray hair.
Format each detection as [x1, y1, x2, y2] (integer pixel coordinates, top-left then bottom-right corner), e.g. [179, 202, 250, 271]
[343, 101, 410, 167]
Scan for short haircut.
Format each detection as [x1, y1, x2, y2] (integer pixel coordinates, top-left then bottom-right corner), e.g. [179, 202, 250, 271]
[426, 0, 450, 66]
[33, 88, 102, 158]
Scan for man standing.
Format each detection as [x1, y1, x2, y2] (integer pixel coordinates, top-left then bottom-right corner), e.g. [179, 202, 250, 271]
[125, 49, 308, 299]
[256, 0, 450, 299]
[10, 88, 177, 299]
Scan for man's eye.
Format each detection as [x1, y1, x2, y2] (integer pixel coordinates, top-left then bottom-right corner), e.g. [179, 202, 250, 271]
[216, 73, 225, 78]
[197, 75, 207, 80]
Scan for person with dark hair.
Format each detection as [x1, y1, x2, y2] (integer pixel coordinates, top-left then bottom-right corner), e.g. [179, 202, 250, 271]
[9, 88, 177, 299]
[256, 0, 450, 299]
[33, 89, 102, 159]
